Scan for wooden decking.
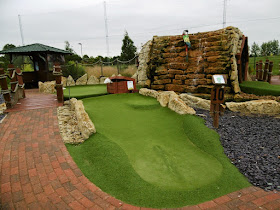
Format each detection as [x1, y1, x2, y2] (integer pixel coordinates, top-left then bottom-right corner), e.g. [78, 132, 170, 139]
[5, 89, 63, 113]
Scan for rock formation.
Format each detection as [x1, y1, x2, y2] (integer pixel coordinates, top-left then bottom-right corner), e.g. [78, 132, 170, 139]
[87, 75, 100, 85]
[137, 27, 245, 95]
[179, 94, 211, 110]
[100, 77, 108, 84]
[70, 98, 96, 139]
[66, 75, 75, 86]
[139, 88, 159, 98]
[75, 74, 88, 85]
[226, 100, 280, 115]
[38, 81, 56, 94]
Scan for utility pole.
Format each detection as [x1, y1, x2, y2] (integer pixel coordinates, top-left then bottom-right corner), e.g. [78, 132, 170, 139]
[78, 43, 83, 58]
[104, 1, 110, 59]
[223, 0, 227, 28]
[18, 14, 25, 45]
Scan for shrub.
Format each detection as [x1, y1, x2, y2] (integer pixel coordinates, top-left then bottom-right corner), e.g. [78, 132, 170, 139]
[62, 61, 85, 81]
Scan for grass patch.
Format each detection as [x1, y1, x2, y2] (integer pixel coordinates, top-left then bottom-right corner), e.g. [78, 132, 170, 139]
[249, 55, 280, 75]
[240, 81, 280, 96]
[66, 94, 250, 208]
[63, 85, 108, 99]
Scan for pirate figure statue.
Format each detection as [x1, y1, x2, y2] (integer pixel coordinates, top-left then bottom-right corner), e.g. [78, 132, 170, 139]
[182, 30, 191, 62]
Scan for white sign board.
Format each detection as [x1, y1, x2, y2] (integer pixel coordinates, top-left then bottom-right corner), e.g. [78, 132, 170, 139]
[213, 75, 226, 85]
[127, 81, 134, 90]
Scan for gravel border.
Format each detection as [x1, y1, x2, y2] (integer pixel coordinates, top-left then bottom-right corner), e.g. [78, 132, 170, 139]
[195, 108, 280, 191]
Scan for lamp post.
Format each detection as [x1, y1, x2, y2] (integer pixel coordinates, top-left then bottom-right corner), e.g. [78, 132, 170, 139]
[78, 43, 83, 58]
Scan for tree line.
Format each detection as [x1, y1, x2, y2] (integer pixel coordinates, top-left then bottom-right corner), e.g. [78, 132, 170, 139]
[64, 31, 137, 64]
[250, 40, 279, 57]
[0, 31, 137, 68]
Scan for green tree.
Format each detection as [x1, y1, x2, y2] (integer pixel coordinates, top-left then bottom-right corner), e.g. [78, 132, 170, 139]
[0, 44, 16, 68]
[64, 41, 82, 63]
[269, 40, 279, 55]
[65, 41, 73, 53]
[251, 42, 260, 56]
[120, 31, 137, 61]
[261, 42, 269, 56]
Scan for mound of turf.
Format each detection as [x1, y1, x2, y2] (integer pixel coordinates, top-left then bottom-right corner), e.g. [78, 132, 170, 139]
[66, 94, 250, 208]
[63, 84, 108, 99]
[240, 81, 280, 96]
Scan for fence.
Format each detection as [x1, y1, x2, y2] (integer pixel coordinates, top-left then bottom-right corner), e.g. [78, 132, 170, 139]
[249, 56, 280, 75]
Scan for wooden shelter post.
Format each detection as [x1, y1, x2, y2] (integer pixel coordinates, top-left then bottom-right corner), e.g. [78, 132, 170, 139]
[0, 68, 11, 108]
[16, 68, 26, 98]
[53, 62, 64, 103]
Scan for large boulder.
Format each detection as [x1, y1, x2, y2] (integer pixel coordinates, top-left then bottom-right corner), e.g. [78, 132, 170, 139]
[0, 103, 6, 114]
[139, 88, 159, 98]
[70, 98, 96, 139]
[66, 75, 75, 86]
[179, 94, 211, 110]
[100, 77, 108, 84]
[131, 73, 137, 82]
[62, 77, 67, 87]
[168, 96, 196, 115]
[87, 75, 99, 85]
[38, 81, 56, 94]
[76, 74, 88, 85]
[226, 100, 280, 115]
[157, 91, 177, 107]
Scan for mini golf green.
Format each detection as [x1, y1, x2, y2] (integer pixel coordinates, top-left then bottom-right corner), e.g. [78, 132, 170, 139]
[66, 93, 250, 208]
[63, 84, 108, 99]
[240, 81, 280, 96]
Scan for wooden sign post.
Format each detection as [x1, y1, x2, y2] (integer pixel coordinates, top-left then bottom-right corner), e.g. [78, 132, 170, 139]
[210, 75, 227, 128]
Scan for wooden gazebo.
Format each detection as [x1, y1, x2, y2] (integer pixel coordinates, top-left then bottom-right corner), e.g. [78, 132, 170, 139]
[0, 43, 71, 88]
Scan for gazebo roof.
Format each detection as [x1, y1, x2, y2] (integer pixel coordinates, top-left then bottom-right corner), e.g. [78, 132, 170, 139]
[0, 43, 71, 55]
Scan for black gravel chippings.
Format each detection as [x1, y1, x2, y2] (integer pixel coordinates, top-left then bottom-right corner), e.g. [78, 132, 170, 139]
[195, 108, 280, 191]
[0, 94, 5, 122]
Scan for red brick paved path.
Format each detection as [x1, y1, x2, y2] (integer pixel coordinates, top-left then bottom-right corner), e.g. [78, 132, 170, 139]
[0, 94, 280, 209]
[5, 89, 62, 113]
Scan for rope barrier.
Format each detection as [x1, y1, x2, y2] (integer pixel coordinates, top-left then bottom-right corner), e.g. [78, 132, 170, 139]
[0, 74, 7, 79]
[6, 70, 16, 79]
[117, 55, 137, 64]
[0, 89, 10, 94]
[11, 83, 19, 93]
[10, 81, 18, 84]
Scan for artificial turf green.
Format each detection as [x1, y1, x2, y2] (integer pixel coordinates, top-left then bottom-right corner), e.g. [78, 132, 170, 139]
[240, 81, 280, 96]
[63, 84, 108, 99]
[66, 94, 250, 208]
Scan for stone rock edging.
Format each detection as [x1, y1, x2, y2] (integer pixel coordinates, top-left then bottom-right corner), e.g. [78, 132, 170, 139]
[0, 103, 6, 114]
[139, 88, 196, 115]
[179, 93, 211, 110]
[38, 81, 56, 94]
[226, 100, 280, 115]
[140, 88, 280, 116]
[57, 98, 96, 144]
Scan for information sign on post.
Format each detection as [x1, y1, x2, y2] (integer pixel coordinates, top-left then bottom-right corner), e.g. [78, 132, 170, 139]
[210, 75, 227, 128]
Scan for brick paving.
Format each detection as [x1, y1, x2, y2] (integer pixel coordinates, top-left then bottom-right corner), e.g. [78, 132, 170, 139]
[0, 92, 279, 209]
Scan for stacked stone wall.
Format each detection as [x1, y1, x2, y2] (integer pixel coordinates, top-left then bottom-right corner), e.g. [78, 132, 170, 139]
[138, 26, 244, 94]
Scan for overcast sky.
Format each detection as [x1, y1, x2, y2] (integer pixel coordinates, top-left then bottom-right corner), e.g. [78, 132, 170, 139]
[1, 0, 280, 57]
